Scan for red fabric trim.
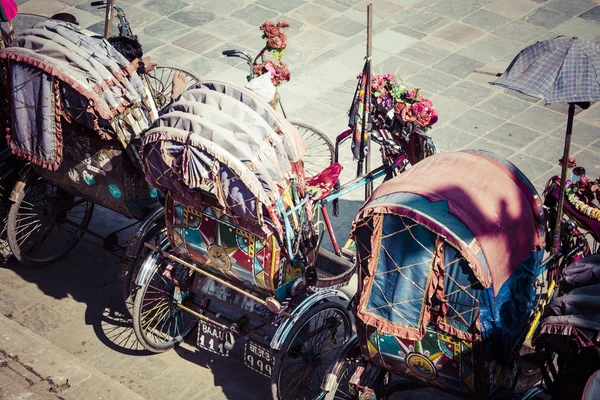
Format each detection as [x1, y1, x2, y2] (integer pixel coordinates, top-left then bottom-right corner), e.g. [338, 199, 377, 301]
[50, 77, 63, 171]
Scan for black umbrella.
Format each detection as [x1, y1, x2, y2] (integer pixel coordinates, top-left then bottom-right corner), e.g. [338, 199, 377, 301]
[492, 36, 600, 253]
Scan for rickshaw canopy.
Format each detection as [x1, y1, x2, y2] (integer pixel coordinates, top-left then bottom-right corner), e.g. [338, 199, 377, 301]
[0, 19, 157, 169]
[352, 150, 545, 354]
[141, 80, 307, 234]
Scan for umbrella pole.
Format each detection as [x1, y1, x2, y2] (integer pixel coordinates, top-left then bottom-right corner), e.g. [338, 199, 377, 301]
[552, 103, 576, 254]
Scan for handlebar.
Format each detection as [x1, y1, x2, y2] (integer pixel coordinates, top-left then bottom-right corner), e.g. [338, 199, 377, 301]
[90, 1, 125, 13]
[222, 49, 253, 65]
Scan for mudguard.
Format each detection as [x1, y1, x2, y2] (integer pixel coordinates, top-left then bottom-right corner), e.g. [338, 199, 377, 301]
[269, 289, 349, 351]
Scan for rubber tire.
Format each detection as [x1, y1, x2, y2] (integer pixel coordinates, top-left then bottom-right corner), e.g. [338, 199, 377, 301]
[122, 221, 167, 317]
[7, 177, 94, 267]
[271, 300, 352, 400]
[132, 247, 198, 353]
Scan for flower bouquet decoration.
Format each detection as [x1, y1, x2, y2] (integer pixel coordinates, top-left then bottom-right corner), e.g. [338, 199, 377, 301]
[252, 20, 291, 87]
[361, 72, 438, 164]
[564, 166, 600, 221]
[368, 73, 438, 136]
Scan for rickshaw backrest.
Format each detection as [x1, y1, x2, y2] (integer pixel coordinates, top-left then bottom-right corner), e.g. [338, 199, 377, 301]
[141, 83, 313, 296]
[351, 150, 545, 398]
[0, 19, 157, 170]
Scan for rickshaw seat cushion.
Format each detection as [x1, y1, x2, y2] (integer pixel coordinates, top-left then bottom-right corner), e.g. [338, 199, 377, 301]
[562, 254, 600, 292]
[539, 283, 600, 339]
[305, 162, 342, 201]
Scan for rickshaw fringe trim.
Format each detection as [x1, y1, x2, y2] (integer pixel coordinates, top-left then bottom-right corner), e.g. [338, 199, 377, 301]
[354, 209, 483, 341]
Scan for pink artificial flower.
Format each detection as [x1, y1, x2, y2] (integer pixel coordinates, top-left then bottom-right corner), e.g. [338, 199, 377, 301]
[401, 106, 417, 122]
[264, 25, 281, 38]
[268, 34, 286, 49]
[416, 111, 431, 127]
[406, 89, 416, 100]
[429, 108, 438, 125]
[394, 102, 407, 114]
[420, 97, 433, 109]
[410, 101, 426, 115]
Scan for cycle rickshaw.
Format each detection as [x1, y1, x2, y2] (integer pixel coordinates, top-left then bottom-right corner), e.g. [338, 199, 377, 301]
[319, 35, 600, 400]
[128, 58, 439, 399]
[0, 4, 205, 273]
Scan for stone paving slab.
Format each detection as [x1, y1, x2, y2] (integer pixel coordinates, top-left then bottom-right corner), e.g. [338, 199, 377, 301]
[0, 314, 144, 400]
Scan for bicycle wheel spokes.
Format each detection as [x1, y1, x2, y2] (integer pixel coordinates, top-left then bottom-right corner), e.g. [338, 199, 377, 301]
[275, 303, 351, 400]
[8, 179, 93, 266]
[133, 255, 198, 352]
[292, 122, 335, 177]
[146, 66, 200, 110]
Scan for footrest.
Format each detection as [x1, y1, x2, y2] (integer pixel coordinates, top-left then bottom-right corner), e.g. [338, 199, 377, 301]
[310, 248, 355, 291]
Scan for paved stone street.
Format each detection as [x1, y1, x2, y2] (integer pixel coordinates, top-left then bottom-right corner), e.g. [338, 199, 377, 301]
[2, 0, 600, 398]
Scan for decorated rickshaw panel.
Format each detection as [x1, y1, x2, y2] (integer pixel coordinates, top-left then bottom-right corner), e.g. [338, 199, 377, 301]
[356, 319, 514, 398]
[166, 196, 278, 294]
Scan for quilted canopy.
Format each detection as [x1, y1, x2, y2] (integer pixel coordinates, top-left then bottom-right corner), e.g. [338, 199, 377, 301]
[0, 20, 157, 169]
[141, 80, 307, 232]
[352, 150, 545, 359]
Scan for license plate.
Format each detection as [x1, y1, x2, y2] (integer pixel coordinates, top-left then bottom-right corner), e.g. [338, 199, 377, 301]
[197, 320, 230, 357]
[244, 339, 274, 377]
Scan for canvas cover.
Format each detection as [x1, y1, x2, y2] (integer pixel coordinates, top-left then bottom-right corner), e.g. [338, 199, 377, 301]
[538, 255, 600, 338]
[141, 85, 305, 230]
[351, 150, 545, 397]
[0, 19, 158, 170]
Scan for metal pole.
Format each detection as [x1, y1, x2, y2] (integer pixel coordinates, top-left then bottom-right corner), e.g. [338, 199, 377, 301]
[552, 103, 575, 254]
[103, 0, 115, 38]
[364, 3, 373, 199]
[143, 243, 294, 318]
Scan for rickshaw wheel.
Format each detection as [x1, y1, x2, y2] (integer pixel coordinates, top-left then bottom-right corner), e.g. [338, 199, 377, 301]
[132, 249, 198, 353]
[323, 339, 390, 400]
[122, 223, 167, 317]
[144, 66, 200, 110]
[7, 177, 94, 267]
[292, 122, 335, 177]
[271, 301, 352, 400]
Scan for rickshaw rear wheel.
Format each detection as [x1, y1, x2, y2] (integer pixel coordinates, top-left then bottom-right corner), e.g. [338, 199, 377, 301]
[271, 300, 352, 400]
[7, 177, 94, 267]
[144, 66, 201, 110]
[122, 222, 167, 317]
[291, 122, 335, 177]
[323, 339, 390, 400]
[132, 248, 198, 353]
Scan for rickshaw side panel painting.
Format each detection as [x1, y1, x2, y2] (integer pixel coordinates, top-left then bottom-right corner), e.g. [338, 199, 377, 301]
[351, 151, 545, 397]
[166, 196, 282, 293]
